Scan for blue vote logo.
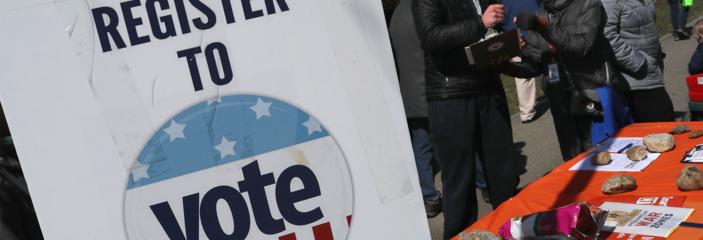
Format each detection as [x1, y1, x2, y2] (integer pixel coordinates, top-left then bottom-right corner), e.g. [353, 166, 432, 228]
[124, 95, 353, 240]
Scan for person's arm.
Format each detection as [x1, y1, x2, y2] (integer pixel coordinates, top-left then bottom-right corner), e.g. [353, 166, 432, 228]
[515, 0, 605, 61]
[601, 0, 647, 73]
[411, 0, 498, 53]
[689, 43, 703, 75]
[493, 32, 543, 78]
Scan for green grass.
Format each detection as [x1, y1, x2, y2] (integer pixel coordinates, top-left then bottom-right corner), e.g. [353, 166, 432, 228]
[501, 74, 545, 115]
[656, 1, 703, 37]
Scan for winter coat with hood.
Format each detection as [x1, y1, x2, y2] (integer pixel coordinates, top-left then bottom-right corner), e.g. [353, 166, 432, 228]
[602, 0, 665, 91]
[411, 0, 503, 102]
[508, 0, 616, 102]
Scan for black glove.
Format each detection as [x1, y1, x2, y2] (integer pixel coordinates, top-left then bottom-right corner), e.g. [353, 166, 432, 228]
[515, 12, 538, 31]
[491, 56, 517, 76]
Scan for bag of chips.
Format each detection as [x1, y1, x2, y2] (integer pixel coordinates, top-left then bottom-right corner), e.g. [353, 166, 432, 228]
[498, 202, 609, 240]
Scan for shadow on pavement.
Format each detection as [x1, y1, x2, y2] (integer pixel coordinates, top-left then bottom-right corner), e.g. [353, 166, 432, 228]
[684, 26, 694, 35]
[513, 142, 528, 176]
[530, 97, 550, 122]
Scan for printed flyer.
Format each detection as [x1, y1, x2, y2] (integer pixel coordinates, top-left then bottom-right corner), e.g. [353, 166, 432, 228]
[599, 202, 695, 237]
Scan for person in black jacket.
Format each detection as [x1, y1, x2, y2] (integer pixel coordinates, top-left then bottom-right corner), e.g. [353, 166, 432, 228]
[495, 0, 618, 154]
[496, 8, 594, 162]
[507, 0, 615, 103]
[411, 0, 519, 239]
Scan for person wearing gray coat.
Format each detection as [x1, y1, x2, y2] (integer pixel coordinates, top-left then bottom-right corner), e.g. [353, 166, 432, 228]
[389, 0, 443, 218]
[602, 0, 675, 122]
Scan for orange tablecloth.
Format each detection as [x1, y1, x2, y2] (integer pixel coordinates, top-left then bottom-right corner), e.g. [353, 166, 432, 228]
[463, 122, 703, 240]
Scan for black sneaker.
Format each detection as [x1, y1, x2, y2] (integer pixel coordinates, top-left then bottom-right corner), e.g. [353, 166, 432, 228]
[480, 188, 491, 203]
[674, 31, 681, 41]
[425, 197, 443, 218]
[676, 29, 690, 40]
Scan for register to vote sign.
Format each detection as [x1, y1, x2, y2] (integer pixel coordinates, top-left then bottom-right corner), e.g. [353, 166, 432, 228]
[124, 95, 353, 239]
[0, 0, 428, 239]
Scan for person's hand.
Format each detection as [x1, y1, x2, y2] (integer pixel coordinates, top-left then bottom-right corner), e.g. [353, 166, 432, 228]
[519, 34, 527, 51]
[515, 12, 537, 31]
[515, 12, 549, 34]
[482, 4, 504, 29]
[491, 54, 511, 66]
[490, 54, 513, 73]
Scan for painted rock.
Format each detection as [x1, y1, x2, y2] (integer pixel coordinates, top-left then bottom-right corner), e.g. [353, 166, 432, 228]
[458, 230, 500, 240]
[602, 174, 637, 195]
[591, 152, 611, 165]
[676, 165, 703, 191]
[643, 133, 674, 153]
[625, 145, 647, 161]
[669, 125, 691, 134]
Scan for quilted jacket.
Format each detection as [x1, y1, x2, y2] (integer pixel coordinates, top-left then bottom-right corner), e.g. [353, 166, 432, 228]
[411, 0, 503, 101]
[513, 0, 616, 102]
[602, 0, 665, 91]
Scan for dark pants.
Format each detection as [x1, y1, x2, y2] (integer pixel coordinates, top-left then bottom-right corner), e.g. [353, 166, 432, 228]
[0, 153, 43, 240]
[408, 118, 441, 202]
[669, 0, 690, 32]
[543, 79, 592, 161]
[623, 88, 676, 123]
[428, 92, 518, 240]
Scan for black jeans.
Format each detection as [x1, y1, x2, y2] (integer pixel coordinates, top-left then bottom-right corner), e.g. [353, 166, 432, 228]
[623, 88, 676, 123]
[543, 80, 592, 161]
[428, 91, 518, 240]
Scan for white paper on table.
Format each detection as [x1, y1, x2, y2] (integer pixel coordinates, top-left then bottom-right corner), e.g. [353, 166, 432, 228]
[569, 152, 660, 172]
[592, 138, 645, 153]
[599, 202, 695, 238]
[682, 144, 703, 162]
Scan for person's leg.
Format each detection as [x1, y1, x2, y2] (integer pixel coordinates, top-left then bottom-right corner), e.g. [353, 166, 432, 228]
[681, 4, 690, 31]
[428, 98, 479, 240]
[478, 90, 518, 209]
[545, 80, 584, 161]
[574, 114, 593, 150]
[475, 154, 486, 189]
[408, 118, 441, 216]
[513, 57, 536, 122]
[625, 88, 675, 123]
[670, 0, 681, 32]
[516, 77, 537, 122]
[474, 153, 490, 203]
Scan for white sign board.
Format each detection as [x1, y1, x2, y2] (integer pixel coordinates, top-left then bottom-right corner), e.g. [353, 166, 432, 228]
[0, 0, 429, 239]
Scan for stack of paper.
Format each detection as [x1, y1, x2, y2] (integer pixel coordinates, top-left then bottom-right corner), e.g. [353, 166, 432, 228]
[569, 152, 660, 172]
[592, 138, 646, 153]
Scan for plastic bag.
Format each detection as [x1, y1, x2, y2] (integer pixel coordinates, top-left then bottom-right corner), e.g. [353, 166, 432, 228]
[499, 202, 609, 240]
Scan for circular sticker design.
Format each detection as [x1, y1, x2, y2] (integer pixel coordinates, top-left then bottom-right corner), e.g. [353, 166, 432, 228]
[124, 95, 353, 240]
[488, 42, 504, 51]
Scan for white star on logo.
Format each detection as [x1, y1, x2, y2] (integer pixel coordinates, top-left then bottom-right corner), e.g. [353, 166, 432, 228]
[250, 97, 272, 120]
[163, 119, 186, 142]
[302, 116, 322, 135]
[214, 136, 237, 159]
[207, 97, 223, 106]
[131, 162, 150, 182]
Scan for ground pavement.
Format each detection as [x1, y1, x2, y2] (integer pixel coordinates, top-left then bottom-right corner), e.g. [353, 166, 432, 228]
[426, 19, 703, 240]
